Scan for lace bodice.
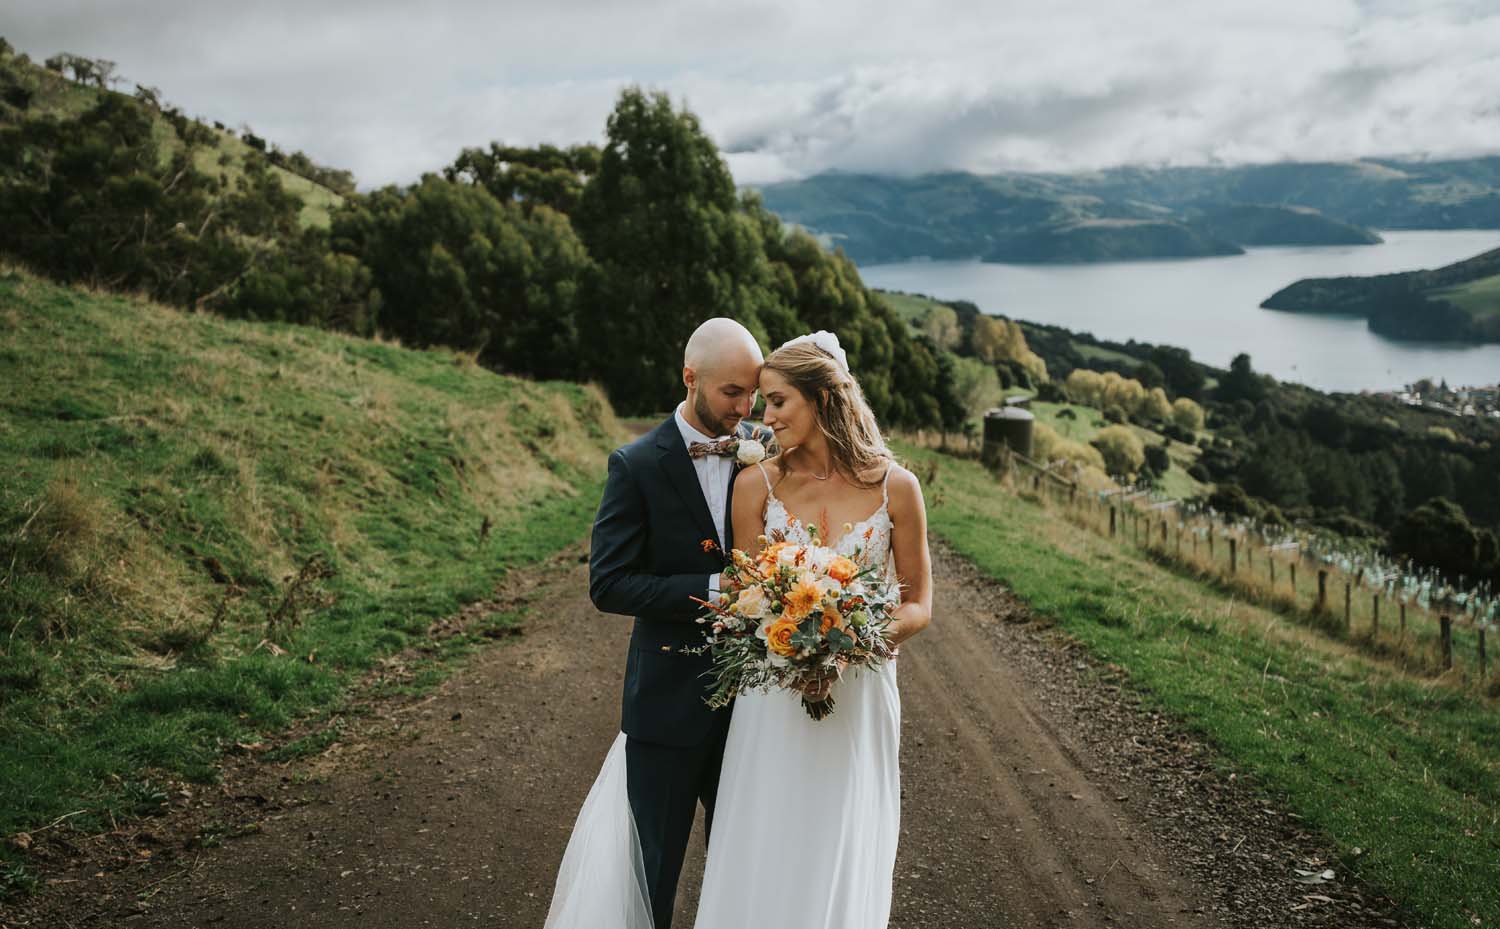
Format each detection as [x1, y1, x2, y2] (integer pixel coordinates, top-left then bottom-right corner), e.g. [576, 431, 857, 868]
[757, 463, 896, 572]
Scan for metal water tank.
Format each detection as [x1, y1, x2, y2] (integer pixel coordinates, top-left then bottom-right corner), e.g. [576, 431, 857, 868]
[982, 406, 1034, 465]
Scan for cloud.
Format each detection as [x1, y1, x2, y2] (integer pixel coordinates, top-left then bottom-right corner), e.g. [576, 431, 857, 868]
[5, 0, 1498, 189]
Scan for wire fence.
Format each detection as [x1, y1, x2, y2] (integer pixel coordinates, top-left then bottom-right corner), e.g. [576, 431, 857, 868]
[987, 446, 1498, 691]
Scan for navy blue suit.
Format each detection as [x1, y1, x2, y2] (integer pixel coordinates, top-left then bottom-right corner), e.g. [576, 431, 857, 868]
[589, 414, 764, 929]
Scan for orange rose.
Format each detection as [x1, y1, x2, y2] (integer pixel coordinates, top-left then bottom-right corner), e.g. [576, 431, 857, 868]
[818, 607, 845, 634]
[827, 556, 858, 584]
[782, 575, 822, 621]
[765, 618, 800, 657]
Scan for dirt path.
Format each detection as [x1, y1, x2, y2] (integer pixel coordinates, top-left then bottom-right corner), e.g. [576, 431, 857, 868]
[2, 540, 1395, 929]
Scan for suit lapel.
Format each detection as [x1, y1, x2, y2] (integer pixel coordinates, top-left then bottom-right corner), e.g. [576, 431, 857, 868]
[656, 417, 721, 549]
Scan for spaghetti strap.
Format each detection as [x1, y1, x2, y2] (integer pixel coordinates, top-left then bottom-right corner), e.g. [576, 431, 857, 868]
[880, 464, 893, 506]
[755, 461, 774, 493]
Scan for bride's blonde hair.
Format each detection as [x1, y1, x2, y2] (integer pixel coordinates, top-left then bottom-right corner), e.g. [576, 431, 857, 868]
[763, 341, 891, 489]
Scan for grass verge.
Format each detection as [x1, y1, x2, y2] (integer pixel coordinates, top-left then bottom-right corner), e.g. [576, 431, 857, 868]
[0, 268, 617, 894]
[903, 443, 1500, 929]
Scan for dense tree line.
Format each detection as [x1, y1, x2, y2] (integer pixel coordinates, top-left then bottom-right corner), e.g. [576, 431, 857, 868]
[4, 39, 1494, 585]
[1194, 354, 1500, 586]
[0, 51, 961, 429]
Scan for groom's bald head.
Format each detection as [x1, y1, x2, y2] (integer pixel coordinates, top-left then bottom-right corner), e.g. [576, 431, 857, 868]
[682, 318, 763, 437]
[684, 318, 762, 377]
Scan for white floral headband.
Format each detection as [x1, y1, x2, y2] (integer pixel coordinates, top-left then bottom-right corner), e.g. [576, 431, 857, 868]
[778, 330, 849, 374]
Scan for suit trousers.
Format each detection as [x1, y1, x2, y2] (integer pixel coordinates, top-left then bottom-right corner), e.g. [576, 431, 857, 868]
[625, 719, 731, 929]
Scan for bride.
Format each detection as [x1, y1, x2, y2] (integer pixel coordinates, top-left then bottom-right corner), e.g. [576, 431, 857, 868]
[544, 332, 933, 929]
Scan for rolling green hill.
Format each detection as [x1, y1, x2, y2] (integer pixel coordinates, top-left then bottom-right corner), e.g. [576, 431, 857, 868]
[754, 158, 1500, 265]
[1262, 246, 1500, 343]
[0, 267, 619, 879]
[0, 44, 344, 228]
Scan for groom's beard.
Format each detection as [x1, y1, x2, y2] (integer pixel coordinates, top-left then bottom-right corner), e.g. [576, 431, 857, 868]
[695, 392, 737, 438]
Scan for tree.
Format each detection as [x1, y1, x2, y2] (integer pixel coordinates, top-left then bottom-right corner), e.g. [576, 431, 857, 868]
[921, 305, 960, 351]
[1143, 442, 1170, 478]
[331, 175, 594, 377]
[1216, 353, 1269, 405]
[949, 355, 1002, 422]
[1091, 425, 1145, 479]
[1171, 397, 1205, 432]
[0, 92, 272, 306]
[445, 142, 601, 216]
[1150, 345, 1206, 401]
[1142, 387, 1172, 423]
[1390, 497, 1499, 585]
[973, 315, 1047, 383]
[572, 88, 781, 412]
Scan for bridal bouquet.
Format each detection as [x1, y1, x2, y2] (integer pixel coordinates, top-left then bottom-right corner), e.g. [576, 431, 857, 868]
[690, 528, 899, 720]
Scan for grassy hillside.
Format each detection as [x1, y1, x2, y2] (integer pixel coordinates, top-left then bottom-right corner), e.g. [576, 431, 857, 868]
[0, 268, 619, 892]
[2, 49, 343, 228]
[1262, 246, 1500, 343]
[908, 444, 1499, 929]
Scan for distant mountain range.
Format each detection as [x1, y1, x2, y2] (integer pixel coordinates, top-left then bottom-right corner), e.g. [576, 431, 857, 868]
[1262, 246, 1500, 343]
[754, 158, 1500, 265]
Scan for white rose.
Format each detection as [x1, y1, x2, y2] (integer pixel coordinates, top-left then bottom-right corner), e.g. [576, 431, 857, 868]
[734, 586, 770, 619]
[736, 439, 766, 465]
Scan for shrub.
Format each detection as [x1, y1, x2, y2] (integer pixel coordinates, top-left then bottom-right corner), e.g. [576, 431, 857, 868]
[1090, 425, 1145, 478]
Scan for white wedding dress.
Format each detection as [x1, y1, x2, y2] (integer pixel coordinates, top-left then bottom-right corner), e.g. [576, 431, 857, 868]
[691, 465, 902, 929]
[543, 467, 902, 929]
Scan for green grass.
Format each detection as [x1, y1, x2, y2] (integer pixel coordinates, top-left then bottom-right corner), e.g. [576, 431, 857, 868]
[1433, 273, 1500, 319]
[1072, 342, 1141, 366]
[1027, 399, 1210, 499]
[874, 289, 946, 326]
[0, 269, 618, 887]
[903, 443, 1500, 929]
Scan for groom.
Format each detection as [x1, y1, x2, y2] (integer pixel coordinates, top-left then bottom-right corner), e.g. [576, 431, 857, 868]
[588, 318, 768, 929]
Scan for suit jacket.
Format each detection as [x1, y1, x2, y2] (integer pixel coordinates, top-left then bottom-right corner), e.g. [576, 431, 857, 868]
[589, 415, 769, 747]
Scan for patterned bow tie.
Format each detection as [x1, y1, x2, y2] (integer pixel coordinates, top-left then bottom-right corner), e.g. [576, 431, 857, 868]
[688, 438, 738, 459]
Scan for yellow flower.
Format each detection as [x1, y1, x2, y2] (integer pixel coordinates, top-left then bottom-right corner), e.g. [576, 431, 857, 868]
[782, 575, 822, 622]
[765, 618, 800, 657]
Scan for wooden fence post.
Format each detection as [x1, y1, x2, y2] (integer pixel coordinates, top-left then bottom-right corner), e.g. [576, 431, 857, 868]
[1109, 507, 1117, 538]
[1480, 627, 1488, 681]
[1209, 533, 1215, 561]
[1399, 601, 1406, 641]
[1372, 594, 1379, 634]
[1343, 581, 1352, 630]
[1229, 538, 1237, 575]
[1160, 520, 1167, 546]
[1440, 614, 1453, 670]
[1246, 543, 1253, 570]
[1270, 558, 1276, 586]
[1290, 562, 1296, 594]
[1316, 570, 1328, 613]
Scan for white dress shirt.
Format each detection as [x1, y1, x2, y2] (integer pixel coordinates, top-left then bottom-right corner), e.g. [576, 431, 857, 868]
[675, 403, 733, 596]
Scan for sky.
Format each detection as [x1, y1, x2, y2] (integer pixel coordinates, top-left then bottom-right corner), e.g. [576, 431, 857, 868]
[6, 0, 1500, 189]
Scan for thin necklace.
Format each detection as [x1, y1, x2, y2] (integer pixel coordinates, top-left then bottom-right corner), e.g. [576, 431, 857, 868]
[804, 453, 831, 481]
